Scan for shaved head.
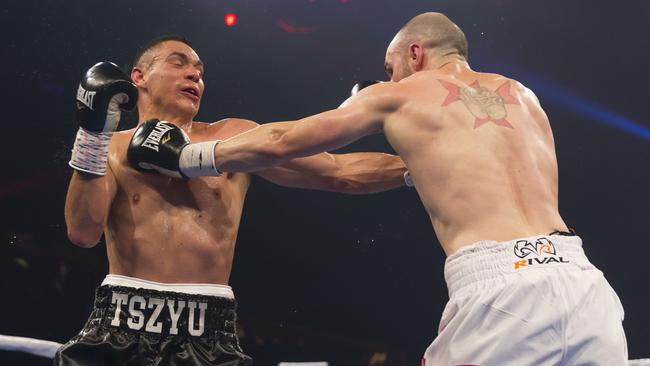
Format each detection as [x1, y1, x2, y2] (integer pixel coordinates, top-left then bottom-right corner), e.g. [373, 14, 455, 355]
[393, 12, 468, 59]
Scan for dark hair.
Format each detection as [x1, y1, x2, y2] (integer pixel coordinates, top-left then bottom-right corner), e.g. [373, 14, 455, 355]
[132, 34, 193, 68]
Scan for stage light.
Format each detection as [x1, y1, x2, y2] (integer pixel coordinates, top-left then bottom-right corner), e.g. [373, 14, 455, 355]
[225, 13, 237, 27]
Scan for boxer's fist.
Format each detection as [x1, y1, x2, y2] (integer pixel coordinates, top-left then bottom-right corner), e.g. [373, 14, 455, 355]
[127, 120, 221, 179]
[76, 62, 137, 133]
[127, 120, 190, 178]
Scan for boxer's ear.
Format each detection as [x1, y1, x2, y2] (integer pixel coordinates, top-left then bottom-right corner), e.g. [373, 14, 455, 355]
[131, 66, 146, 87]
[408, 43, 425, 71]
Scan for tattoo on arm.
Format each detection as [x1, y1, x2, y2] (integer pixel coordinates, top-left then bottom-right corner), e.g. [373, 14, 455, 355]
[439, 79, 519, 129]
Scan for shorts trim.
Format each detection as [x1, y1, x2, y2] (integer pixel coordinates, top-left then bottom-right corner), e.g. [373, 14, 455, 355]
[102, 274, 234, 299]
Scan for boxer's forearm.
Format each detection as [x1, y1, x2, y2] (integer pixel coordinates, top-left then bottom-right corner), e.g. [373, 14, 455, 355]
[64, 171, 112, 247]
[332, 152, 407, 193]
[213, 122, 292, 172]
[213, 76, 395, 173]
[215, 105, 378, 173]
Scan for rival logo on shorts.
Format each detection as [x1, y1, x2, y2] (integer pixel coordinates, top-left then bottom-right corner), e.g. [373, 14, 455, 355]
[110, 291, 208, 336]
[142, 122, 175, 152]
[513, 237, 569, 270]
[76, 85, 96, 110]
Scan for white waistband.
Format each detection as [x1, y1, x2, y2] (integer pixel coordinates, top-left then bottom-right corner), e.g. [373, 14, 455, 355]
[101, 274, 234, 299]
[444, 235, 594, 298]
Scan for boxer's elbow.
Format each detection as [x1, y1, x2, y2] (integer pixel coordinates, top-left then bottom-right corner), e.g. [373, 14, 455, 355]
[329, 174, 401, 194]
[328, 176, 367, 194]
[319, 159, 367, 194]
[67, 224, 102, 248]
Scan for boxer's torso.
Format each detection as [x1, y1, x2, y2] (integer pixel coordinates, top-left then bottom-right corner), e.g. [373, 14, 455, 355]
[105, 119, 253, 284]
[384, 68, 568, 255]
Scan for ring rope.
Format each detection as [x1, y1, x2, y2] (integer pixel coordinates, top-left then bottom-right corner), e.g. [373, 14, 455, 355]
[0, 334, 62, 359]
[0, 333, 648, 364]
[630, 360, 650, 366]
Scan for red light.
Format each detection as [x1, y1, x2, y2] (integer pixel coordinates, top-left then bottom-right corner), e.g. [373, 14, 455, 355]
[224, 13, 237, 27]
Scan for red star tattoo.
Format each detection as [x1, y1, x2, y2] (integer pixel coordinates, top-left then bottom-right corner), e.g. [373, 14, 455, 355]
[439, 79, 461, 106]
[438, 79, 519, 129]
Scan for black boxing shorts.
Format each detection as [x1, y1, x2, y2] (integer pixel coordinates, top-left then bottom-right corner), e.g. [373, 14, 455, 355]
[54, 275, 252, 366]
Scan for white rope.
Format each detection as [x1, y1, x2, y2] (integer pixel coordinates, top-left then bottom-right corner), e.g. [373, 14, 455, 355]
[0, 334, 61, 358]
[0, 332, 647, 365]
[630, 360, 650, 366]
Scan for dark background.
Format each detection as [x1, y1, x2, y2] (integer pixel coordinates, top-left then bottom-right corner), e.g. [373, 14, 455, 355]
[1, 0, 648, 365]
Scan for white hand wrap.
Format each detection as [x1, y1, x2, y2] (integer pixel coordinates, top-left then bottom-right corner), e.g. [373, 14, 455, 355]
[404, 170, 414, 187]
[179, 140, 223, 178]
[69, 128, 113, 175]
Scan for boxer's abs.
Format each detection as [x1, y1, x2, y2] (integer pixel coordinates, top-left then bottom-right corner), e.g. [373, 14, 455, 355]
[105, 172, 249, 284]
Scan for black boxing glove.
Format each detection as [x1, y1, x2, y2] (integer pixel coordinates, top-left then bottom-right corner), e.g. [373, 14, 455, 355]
[351, 80, 382, 96]
[69, 62, 138, 175]
[128, 119, 222, 179]
[75, 62, 138, 132]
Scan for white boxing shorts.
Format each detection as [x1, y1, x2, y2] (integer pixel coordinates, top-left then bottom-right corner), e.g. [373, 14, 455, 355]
[422, 234, 628, 366]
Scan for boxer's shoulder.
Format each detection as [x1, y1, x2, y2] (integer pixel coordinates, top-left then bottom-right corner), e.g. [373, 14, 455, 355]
[209, 117, 257, 129]
[102, 129, 135, 174]
[112, 127, 137, 140]
[202, 118, 259, 140]
[109, 128, 137, 154]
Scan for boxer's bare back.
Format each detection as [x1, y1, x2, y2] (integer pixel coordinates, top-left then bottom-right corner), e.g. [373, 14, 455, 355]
[212, 61, 570, 256]
[382, 64, 569, 255]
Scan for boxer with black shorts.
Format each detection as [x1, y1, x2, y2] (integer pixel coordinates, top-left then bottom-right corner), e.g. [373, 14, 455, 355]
[58, 35, 407, 365]
[132, 14, 629, 366]
[57, 276, 247, 365]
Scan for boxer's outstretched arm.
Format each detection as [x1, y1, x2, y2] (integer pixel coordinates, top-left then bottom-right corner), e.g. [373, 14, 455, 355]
[64, 165, 117, 247]
[212, 117, 407, 193]
[214, 82, 404, 172]
[256, 152, 407, 194]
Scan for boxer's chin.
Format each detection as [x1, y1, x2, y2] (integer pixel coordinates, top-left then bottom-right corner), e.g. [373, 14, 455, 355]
[175, 95, 200, 117]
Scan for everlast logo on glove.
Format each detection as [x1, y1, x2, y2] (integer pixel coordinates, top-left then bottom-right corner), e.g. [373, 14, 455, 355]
[127, 119, 193, 178]
[76, 85, 96, 110]
[109, 291, 208, 336]
[142, 122, 175, 152]
[512, 237, 569, 270]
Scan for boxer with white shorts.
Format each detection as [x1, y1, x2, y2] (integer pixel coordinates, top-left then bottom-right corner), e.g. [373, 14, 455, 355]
[424, 233, 627, 365]
[145, 12, 629, 366]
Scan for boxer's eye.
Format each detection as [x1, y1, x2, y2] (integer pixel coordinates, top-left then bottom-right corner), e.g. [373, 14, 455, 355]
[167, 55, 188, 67]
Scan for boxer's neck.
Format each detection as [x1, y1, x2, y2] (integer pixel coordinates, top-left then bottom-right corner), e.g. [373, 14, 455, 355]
[137, 103, 194, 133]
[430, 55, 470, 74]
